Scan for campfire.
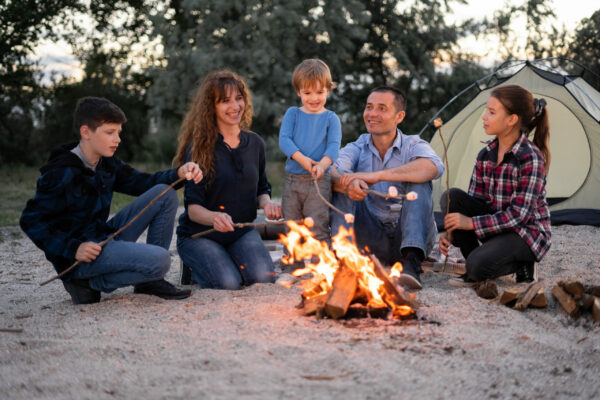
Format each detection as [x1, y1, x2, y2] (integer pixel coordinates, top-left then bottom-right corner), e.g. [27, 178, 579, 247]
[279, 218, 419, 320]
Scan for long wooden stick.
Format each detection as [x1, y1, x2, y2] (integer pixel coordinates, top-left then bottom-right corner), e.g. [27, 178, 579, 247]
[40, 177, 186, 286]
[313, 177, 346, 217]
[362, 189, 417, 200]
[191, 220, 288, 239]
[435, 120, 451, 272]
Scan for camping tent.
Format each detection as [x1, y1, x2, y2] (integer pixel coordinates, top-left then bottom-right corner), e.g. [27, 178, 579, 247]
[424, 59, 600, 227]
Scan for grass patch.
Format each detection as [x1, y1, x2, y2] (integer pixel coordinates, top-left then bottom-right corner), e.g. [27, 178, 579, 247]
[1, 161, 287, 227]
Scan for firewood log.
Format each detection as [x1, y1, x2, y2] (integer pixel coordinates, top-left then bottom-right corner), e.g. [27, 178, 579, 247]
[558, 280, 585, 300]
[552, 285, 581, 318]
[515, 282, 543, 311]
[303, 293, 328, 316]
[586, 286, 600, 297]
[592, 297, 600, 323]
[500, 284, 529, 306]
[325, 265, 358, 319]
[530, 286, 547, 308]
[369, 254, 419, 309]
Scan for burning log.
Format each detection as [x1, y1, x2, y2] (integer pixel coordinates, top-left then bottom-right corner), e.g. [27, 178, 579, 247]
[325, 265, 358, 319]
[371, 255, 419, 310]
[302, 293, 328, 317]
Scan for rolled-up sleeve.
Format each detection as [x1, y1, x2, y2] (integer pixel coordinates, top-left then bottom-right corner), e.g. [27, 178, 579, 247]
[409, 139, 445, 179]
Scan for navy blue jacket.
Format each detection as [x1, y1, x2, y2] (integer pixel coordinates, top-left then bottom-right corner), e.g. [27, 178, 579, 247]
[176, 131, 271, 245]
[20, 142, 182, 274]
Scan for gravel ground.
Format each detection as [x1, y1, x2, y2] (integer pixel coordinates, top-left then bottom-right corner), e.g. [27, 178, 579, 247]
[1, 221, 599, 400]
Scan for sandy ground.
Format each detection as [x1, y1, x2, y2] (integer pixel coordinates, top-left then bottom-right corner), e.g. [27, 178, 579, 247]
[1, 214, 599, 399]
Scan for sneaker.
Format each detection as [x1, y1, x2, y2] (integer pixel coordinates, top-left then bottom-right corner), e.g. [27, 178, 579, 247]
[62, 278, 101, 304]
[134, 279, 192, 300]
[515, 262, 537, 283]
[396, 256, 423, 290]
[179, 260, 194, 285]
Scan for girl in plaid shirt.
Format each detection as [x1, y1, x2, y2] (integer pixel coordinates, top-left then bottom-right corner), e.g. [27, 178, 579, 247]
[439, 84, 551, 283]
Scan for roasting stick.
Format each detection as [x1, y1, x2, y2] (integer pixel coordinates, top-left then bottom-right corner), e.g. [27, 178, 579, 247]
[40, 176, 187, 286]
[362, 188, 418, 201]
[191, 220, 289, 239]
[434, 118, 452, 272]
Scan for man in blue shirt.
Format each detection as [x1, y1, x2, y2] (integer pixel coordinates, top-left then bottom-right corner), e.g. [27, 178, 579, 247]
[331, 86, 444, 290]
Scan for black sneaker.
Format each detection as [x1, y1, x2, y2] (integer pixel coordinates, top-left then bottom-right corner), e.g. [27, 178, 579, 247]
[134, 279, 192, 300]
[179, 261, 194, 285]
[62, 278, 101, 304]
[516, 262, 537, 283]
[396, 255, 423, 290]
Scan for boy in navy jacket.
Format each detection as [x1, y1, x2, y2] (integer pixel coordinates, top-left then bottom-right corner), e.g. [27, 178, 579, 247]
[21, 97, 202, 304]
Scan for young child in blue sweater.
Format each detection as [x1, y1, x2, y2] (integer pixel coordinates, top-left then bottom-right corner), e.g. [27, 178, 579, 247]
[278, 59, 342, 242]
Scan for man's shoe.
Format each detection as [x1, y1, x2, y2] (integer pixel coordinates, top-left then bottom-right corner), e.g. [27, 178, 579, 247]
[179, 261, 194, 285]
[516, 262, 537, 283]
[134, 279, 192, 300]
[396, 257, 423, 290]
[62, 278, 101, 304]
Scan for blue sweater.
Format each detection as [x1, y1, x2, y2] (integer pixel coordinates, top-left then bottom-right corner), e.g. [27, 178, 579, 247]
[20, 142, 181, 274]
[176, 131, 272, 245]
[278, 107, 342, 174]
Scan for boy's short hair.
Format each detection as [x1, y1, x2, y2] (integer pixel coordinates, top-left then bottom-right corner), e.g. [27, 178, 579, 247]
[74, 97, 127, 132]
[292, 59, 336, 92]
[370, 86, 407, 112]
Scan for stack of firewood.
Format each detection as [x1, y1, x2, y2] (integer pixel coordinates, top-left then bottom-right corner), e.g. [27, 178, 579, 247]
[551, 280, 600, 322]
[499, 282, 548, 311]
[297, 255, 419, 320]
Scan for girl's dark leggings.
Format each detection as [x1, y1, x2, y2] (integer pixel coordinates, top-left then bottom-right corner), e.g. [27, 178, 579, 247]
[440, 188, 536, 281]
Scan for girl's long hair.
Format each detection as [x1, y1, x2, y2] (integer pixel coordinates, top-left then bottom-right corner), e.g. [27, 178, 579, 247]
[173, 70, 253, 180]
[490, 84, 551, 170]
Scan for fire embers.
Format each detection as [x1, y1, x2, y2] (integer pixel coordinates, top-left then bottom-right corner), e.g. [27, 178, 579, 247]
[279, 219, 418, 320]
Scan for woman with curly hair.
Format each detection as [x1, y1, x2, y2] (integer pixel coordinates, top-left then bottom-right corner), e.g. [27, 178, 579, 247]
[175, 70, 282, 289]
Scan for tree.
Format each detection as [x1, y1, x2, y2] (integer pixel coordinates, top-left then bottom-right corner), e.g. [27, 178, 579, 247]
[565, 10, 600, 78]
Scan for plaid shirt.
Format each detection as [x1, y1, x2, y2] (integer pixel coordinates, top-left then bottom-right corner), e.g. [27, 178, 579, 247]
[469, 134, 551, 261]
[20, 142, 181, 274]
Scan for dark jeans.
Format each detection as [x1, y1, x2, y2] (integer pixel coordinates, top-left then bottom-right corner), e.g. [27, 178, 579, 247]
[441, 188, 536, 281]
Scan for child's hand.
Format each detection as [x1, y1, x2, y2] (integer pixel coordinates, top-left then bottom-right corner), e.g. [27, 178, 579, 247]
[292, 152, 316, 173]
[75, 242, 102, 263]
[179, 162, 203, 184]
[311, 164, 324, 180]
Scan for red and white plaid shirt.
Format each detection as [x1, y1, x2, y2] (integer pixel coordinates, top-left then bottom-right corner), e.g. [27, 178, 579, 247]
[469, 133, 551, 261]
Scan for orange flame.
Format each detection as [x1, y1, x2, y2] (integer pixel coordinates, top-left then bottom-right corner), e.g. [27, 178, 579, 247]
[279, 219, 414, 316]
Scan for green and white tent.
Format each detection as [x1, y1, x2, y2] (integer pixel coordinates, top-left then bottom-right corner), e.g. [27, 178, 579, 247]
[424, 59, 600, 226]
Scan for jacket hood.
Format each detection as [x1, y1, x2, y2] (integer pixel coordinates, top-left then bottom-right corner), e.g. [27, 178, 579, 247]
[40, 142, 88, 175]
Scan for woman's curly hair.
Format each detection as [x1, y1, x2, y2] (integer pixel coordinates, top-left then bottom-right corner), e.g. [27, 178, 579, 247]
[173, 70, 253, 181]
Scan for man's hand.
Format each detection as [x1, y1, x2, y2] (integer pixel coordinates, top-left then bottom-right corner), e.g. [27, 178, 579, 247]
[178, 162, 203, 184]
[212, 212, 235, 232]
[347, 179, 369, 201]
[444, 212, 474, 232]
[263, 202, 282, 220]
[339, 171, 379, 188]
[439, 233, 451, 256]
[75, 242, 102, 263]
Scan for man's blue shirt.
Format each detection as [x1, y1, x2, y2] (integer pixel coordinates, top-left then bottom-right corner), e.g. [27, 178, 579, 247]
[334, 130, 444, 225]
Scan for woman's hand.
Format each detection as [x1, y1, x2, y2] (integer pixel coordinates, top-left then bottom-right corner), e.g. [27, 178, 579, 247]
[439, 234, 451, 256]
[263, 202, 282, 220]
[212, 212, 235, 232]
[444, 212, 474, 232]
[178, 162, 203, 184]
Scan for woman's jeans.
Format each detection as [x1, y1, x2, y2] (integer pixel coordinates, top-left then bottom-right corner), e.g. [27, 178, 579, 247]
[70, 184, 178, 292]
[177, 229, 276, 290]
[441, 188, 536, 281]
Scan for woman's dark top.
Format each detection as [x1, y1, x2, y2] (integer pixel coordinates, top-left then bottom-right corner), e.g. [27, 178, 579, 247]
[176, 130, 272, 245]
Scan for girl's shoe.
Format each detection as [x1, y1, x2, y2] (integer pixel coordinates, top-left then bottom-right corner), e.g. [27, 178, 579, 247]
[516, 262, 537, 283]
